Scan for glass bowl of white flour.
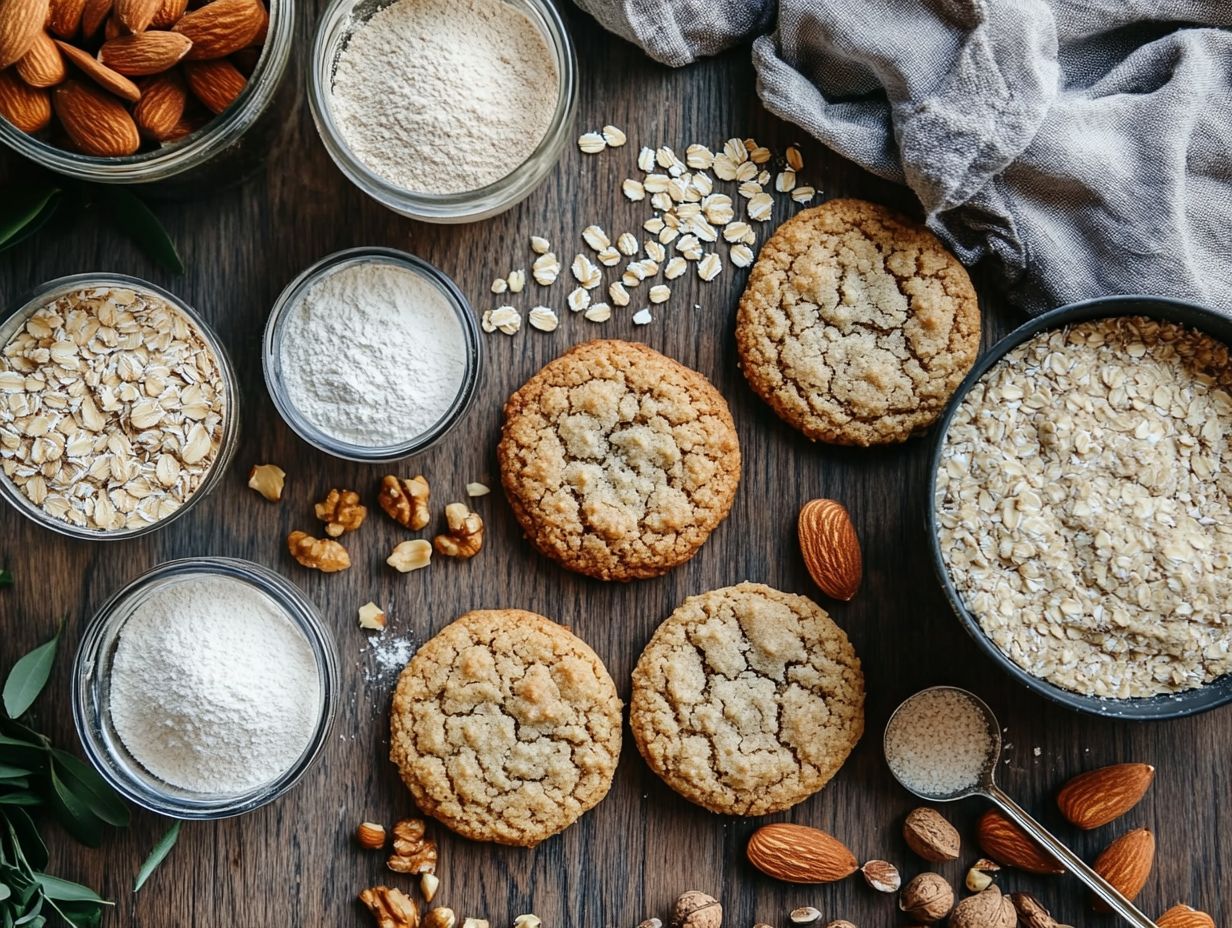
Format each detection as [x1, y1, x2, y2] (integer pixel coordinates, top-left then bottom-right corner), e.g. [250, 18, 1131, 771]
[72, 558, 338, 819]
[308, 0, 577, 221]
[262, 247, 482, 462]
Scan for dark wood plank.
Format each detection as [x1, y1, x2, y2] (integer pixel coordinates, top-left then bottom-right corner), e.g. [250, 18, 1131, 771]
[1, 8, 1229, 928]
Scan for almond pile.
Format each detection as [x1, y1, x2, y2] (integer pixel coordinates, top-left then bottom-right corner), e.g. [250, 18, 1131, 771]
[0, 0, 267, 155]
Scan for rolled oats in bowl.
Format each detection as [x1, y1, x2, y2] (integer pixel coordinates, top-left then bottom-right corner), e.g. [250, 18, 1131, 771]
[0, 276, 237, 538]
[935, 315, 1232, 699]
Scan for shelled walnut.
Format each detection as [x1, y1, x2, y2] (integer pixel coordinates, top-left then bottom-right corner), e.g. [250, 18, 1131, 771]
[247, 464, 285, 501]
[315, 488, 367, 536]
[433, 503, 483, 558]
[387, 819, 437, 874]
[287, 531, 350, 572]
[360, 886, 419, 928]
[379, 475, 430, 529]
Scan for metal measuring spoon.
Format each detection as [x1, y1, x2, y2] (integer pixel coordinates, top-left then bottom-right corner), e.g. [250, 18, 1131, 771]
[884, 686, 1158, 928]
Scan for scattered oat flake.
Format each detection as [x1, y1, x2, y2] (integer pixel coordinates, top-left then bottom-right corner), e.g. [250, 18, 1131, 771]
[466, 482, 490, 497]
[643, 217, 665, 234]
[602, 125, 626, 147]
[358, 602, 386, 631]
[488, 306, 521, 335]
[578, 132, 606, 154]
[567, 288, 591, 313]
[632, 308, 653, 325]
[617, 232, 639, 255]
[686, 144, 714, 169]
[644, 174, 670, 194]
[584, 302, 612, 323]
[571, 254, 601, 288]
[738, 180, 762, 200]
[730, 243, 754, 267]
[786, 144, 803, 171]
[723, 137, 748, 164]
[757, 169, 771, 186]
[656, 146, 679, 169]
[528, 306, 558, 332]
[491, 277, 508, 294]
[608, 281, 631, 306]
[635, 147, 655, 172]
[691, 172, 714, 196]
[748, 192, 774, 221]
[664, 257, 687, 279]
[507, 269, 526, 293]
[723, 221, 751, 243]
[659, 225, 680, 244]
[749, 146, 771, 164]
[530, 235, 551, 254]
[734, 160, 758, 182]
[597, 246, 621, 267]
[712, 153, 738, 181]
[622, 179, 645, 201]
[532, 252, 561, 285]
[649, 284, 670, 304]
[650, 191, 673, 212]
[698, 253, 722, 281]
[645, 240, 666, 263]
[775, 170, 797, 193]
[582, 225, 610, 250]
[792, 185, 816, 204]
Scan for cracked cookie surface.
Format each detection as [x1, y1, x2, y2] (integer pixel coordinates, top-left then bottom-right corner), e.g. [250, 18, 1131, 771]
[498, 339, 741, 581]
[736, 198, 980, 446]
[630, 582, 864, 815]
[390, 609, 622, 846]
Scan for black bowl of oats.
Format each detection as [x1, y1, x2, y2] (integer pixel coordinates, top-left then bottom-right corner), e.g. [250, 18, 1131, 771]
[929, 295, 1232, 719]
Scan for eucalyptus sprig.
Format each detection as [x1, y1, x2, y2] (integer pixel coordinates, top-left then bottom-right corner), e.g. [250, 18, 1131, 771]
[0, 630, 131, 928]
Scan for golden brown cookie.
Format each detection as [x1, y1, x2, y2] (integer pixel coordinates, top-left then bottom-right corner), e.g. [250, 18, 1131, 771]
[497, 339, 741, 581]
[389, 609, 622, 846]
[736, 199, 980, 446]
[630, 582, 864, 816]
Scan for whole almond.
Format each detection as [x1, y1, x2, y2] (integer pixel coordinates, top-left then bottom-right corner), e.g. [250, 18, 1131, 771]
[52, 78, 139, 154]
[184, 56, 243, 113]
[1091, 828, 1154, 911]
[46, 0, 87, 37]
[100, 30, 192, 74]
[1157, 905, 1216, 928]
[746, 823, 858, 884]
[15, 31, 66, 87]
[0, 0, 50, 69]
[0, 67, 52, 131]
[132, 69, 185, 138]
[902, 807, 960, 862]
[149, 0, 187, 27]
[54, 38, 140, 100]
[798, 498, 862, 601]
[161, 107, 207, 140]
[174, 0, 264, 59]
[112, 0, 162, 31]
[976, 810, 1065, 875]
[1056, 762, 1154, 830]
[80, 0, 113, 37]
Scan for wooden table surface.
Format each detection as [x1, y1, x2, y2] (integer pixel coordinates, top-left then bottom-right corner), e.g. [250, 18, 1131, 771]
[1, 6, 1229, 927]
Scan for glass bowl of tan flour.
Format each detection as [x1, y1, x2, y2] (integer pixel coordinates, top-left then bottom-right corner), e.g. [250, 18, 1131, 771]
[309, 0, 577, 221]
[73, 558, 338, 819]
[930, 295, 1232, 720]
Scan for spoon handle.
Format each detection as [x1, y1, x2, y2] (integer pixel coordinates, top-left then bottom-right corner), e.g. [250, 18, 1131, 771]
[984, 784, 1158, 928]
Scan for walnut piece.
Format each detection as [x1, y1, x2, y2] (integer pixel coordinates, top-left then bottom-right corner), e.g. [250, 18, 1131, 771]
[379, 475, 430, 530]
[433, 503, 484, 558]
[358, 602, 387, 630]
[287, 531, 350, 572]
[387, 539, 432, 573]
[360, 886, 419, 928]
[247, 464, 286, 502]
[422, 908, 456, 928]
[315, 488, 367, 537]
[387, 819, 437, 875]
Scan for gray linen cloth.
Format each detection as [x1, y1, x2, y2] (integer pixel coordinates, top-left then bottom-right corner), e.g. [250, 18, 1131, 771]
[574, 0, 1232, 314]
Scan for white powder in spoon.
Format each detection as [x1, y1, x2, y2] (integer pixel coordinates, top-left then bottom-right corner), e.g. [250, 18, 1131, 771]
[279, 261, 468, 447]
[884, 688, 994, 797]
[108, 575, 321, 795]
[329, 0, 560, 193]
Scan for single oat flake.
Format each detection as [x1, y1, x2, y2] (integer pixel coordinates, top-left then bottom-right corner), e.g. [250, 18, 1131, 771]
[578, 132, 606, 154]
[527, 306, 558, 332]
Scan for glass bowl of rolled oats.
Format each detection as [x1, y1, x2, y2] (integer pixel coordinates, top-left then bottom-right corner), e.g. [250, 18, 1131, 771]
[930, 295, 1232, 719]
[0, 274, 239, 539]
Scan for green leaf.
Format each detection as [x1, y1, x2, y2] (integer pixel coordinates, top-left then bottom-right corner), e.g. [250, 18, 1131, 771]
[0, 883, 9, 901]
[92, 187, 183, 274]
[2, 809, 46, 872]
[2, 632, 60, 720]
[48, 754, 127, 829]
[31, 876, 107, 906]
[0, 796, 38, 808]
[0, 186, 60, 251]
[132, 821, 179, 894]
[0, 570, 11, 589]
[0, 769, 29, 781]
[46, 769, 100, 848]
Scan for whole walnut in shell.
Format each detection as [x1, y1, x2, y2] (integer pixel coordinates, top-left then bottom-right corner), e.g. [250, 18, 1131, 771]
[899, 872, 954, 923]
[950, 885, 1016, 928]
[673, 891, 721, 928]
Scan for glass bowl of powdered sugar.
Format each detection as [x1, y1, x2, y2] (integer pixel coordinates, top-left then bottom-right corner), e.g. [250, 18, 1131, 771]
[308, 0, 577, 221]
[72, 558, 338, 819]
[263, 247, 482, 462]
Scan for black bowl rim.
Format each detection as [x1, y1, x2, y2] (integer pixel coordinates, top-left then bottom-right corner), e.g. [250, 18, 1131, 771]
[927, 294, 1232, 720]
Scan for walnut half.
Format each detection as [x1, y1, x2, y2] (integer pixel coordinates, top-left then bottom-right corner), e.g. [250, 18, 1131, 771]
[387, 819, 437, 875]
[379, 475, 430, 530]
[359, 886, 419, 928]
[287, 531, 350, 572]
[433, 503, 483, 558]
[315, 488, 367, 537]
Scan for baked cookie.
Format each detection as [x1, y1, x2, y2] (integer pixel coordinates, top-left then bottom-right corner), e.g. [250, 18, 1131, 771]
[498, 339, 741, 581]
[736, 198, 980, 446]
[390, 609, 622, 846]
[630, 582, 864, 816]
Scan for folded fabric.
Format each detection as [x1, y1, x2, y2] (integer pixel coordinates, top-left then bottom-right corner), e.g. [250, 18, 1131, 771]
[573, 0, 1232, 315]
